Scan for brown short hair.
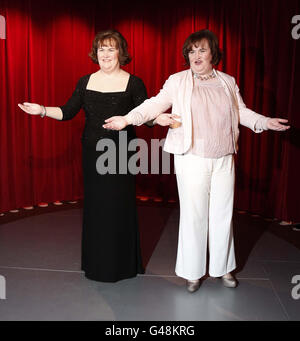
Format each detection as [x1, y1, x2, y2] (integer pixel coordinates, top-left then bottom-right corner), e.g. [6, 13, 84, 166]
[182, 29, 222, 66]
[89, 29, 132, 66]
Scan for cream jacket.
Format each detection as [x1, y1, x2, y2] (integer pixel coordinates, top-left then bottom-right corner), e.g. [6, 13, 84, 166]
[126, 69, 270, 155]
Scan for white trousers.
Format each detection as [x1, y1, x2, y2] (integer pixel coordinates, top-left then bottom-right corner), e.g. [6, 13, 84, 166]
[174, 154, 236, 280]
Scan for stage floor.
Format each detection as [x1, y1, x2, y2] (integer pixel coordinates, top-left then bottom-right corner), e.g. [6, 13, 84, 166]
[0, 204, 299, 321]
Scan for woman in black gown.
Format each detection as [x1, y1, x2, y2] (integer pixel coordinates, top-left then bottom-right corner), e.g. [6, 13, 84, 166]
[18, 29, 147, 282]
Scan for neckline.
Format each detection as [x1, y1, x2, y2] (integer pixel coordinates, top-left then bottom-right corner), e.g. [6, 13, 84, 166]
[85, 73, 132, 94]
[195, 77, 220, 84]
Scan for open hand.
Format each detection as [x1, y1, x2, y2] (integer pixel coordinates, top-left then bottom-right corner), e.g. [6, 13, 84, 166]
[18, 102, 43, 116]
[267, 118, 290, 131]
[103, 116, 128, 130]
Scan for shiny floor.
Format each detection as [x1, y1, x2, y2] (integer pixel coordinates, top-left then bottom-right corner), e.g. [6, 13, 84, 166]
[0, 204, 299, 321]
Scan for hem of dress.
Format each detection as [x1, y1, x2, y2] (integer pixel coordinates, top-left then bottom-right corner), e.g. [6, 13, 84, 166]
[82, 268, 145, 283]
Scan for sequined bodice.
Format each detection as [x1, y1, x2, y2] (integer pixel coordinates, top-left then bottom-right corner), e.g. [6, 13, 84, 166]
[60, 74, 148, 147]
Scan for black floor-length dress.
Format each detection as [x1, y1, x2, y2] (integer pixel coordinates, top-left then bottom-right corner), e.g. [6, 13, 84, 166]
[60, 74, 147, 282]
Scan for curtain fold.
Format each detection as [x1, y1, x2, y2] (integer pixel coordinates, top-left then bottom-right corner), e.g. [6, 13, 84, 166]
[1, 0, 299, 221]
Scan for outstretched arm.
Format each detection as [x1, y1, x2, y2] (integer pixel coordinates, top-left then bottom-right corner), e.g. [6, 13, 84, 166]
[103, 113, 181, 130]
[18, 77, 85, 122]
[18, 103, 63, 120]
[234, 80, 290, 133]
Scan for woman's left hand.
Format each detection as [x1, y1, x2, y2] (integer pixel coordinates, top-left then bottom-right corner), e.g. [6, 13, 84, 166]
[267, 118, 290, 131]
[154, 113, 181, 127]
[103, 116, 128, 130]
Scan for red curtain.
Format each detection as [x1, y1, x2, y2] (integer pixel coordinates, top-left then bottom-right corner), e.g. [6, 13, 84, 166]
[1, 0, 299, 221]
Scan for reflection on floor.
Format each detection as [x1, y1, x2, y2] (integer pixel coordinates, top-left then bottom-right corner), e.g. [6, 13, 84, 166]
[0, 204, 299, 321]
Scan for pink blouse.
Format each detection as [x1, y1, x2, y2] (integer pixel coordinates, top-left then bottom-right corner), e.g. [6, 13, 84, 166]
[187, 77, 234, 158]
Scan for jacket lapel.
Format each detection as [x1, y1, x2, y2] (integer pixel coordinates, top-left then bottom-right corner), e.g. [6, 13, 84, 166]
[182, 70, 193, 150]
[215, 70, 238, 111]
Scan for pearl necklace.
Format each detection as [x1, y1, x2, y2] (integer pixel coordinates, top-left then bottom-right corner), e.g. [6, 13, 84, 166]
[193, 71, 216, 81]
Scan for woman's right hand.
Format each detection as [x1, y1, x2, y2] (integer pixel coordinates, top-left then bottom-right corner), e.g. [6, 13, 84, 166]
[18, 102, 44, 116]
